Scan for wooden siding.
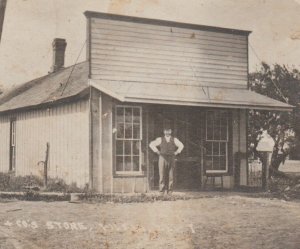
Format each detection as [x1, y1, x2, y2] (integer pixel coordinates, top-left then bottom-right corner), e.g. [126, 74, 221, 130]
[101, 94, 114, 193]
[0, 115, 10, 172]
[113, 177, 147, 193]
[90, 89, 103, 192]
[0, 100, 90, 188]
[89, 17, 248, 88]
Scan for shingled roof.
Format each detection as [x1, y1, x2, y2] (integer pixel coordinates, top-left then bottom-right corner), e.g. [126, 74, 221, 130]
[0, 61, 89, 113]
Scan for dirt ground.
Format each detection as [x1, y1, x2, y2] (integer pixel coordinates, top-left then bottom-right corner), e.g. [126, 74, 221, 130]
[0, 194, 299, 249]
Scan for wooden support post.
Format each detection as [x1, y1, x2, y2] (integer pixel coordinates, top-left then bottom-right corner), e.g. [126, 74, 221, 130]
[261, 151, 271, 191]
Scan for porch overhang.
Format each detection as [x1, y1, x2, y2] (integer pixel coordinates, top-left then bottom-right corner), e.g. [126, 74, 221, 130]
[89, 79, 293, 112]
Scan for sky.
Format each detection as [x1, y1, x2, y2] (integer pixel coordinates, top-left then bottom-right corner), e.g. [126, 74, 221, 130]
[1, 0, 300, 89]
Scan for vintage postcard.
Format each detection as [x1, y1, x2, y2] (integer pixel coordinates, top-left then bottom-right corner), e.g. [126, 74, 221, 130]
[0, 1, 299, 248]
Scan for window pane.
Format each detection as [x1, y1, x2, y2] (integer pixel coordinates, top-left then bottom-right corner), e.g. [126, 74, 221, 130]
[213, 156, 220, 170]
[116, 107, 124, 123]
[214, 125, 221, 140]
[116, 140, 123, 155]
[133, 124, 140, 139]
[220, 143, 226, 155]
[219, 156, 226, 170]
[133, 108, 140, 123]
[133, 156, 140, 171]
[213, 142, 219, 155]
[205, 157, 213, 170]
[125, 123, 133, 139]
[117, 123, 124, 139]
[133, 141, 140, 155]
[116, 156, 124, 171]
[125, 108, 132, 123]
[124, 156, 132, 171]
[124, 141, 131, 155]
[205, 111, 228, 172]
[115, 106, 143, 173]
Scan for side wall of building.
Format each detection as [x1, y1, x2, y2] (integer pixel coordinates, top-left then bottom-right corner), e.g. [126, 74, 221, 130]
[0, 99, 90, 188]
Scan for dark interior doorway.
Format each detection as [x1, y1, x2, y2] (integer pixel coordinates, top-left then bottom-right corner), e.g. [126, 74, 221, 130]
[150, 107, 204, 190]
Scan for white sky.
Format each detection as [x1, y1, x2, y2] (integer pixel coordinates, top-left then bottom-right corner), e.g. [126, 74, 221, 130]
[1, 0, 300, 88]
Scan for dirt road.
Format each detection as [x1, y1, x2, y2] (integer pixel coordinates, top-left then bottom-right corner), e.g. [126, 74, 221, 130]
[0, 195, 299, 249]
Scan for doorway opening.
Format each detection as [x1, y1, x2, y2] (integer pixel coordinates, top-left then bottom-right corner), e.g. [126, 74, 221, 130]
[150, 107, 204, 190]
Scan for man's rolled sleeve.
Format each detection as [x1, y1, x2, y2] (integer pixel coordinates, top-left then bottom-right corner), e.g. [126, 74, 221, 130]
[149, 137, 162, 153]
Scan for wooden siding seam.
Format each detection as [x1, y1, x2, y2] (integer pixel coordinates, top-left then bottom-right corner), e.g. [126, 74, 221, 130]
[91, 31, 247, 51]
[91, 54, 248, 70]
[91, 40, 248, 59]
[91, 72, 247, 83]
[91, 27, 248, 46]
[91, 44, 247, 64]
[91, 65, 248, 79]
[91, 43, 247, 62]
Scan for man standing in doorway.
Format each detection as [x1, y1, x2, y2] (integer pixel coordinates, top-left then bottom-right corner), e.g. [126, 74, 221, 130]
[149, 128, 184, 194]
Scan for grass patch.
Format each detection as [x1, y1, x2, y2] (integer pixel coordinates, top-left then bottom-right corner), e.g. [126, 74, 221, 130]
[0, 173, 86, 193]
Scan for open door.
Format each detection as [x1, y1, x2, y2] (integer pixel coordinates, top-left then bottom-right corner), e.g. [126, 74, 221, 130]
[150, 107, 204, 190]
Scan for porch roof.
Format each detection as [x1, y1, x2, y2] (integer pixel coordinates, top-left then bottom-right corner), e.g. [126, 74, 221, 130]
[90, 79, 293, 111]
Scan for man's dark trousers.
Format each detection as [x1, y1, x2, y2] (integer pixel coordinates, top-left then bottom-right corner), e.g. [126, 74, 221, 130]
[158, 154, 175, 192]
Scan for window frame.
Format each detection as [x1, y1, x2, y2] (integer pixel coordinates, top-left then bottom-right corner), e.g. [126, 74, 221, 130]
[205, 110, 229, 174]
[114, 105, 143, 176]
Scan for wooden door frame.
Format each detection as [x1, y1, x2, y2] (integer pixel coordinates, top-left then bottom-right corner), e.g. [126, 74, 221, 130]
[147, 105, 206, 190]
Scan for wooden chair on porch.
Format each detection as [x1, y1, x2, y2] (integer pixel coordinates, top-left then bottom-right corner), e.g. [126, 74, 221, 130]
[203, 173, 224, 190]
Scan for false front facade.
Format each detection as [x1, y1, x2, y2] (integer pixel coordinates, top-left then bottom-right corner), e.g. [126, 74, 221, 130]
[0, 12, 292, 192]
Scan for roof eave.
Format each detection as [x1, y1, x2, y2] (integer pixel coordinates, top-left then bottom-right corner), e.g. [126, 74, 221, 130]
[0, 89, 90, 115]
[121, 97, 294, 112]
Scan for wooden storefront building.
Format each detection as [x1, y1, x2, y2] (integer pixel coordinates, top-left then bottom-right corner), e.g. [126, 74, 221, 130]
[0, 12, 292, 192]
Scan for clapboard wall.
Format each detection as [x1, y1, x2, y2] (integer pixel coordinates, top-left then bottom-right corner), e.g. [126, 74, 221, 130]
[0, 100, 90, 188]
[86, 12, 249, 89]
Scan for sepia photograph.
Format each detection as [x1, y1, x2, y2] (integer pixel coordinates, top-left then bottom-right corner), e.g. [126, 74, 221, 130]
[0, 0, 300, 248]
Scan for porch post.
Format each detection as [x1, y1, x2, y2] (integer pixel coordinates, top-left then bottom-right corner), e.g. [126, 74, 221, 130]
[147, 107, 155, 190]
[145, 107, 150, 192]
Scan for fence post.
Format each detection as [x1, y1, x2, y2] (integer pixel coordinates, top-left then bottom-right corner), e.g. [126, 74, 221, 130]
[261, 151, 272, 191]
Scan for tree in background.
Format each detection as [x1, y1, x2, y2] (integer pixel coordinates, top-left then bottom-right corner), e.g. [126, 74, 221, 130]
[249, 63, 300, 176]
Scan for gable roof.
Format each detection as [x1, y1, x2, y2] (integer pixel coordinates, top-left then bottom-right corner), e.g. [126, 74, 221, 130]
[0, 61, 89, 113]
